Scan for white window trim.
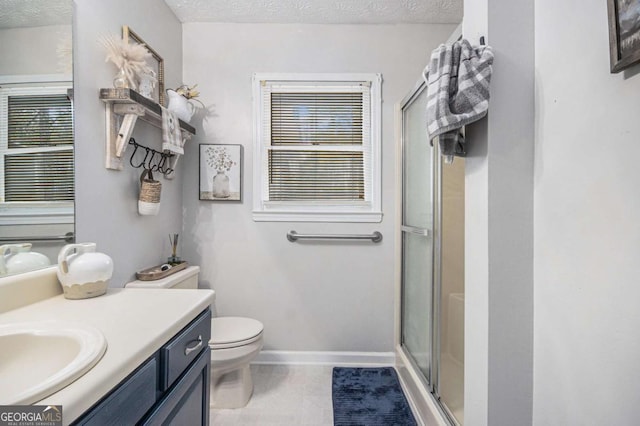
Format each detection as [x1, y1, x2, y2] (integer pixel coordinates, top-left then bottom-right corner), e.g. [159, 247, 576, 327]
[0, 203, 74, 225]
[0, 74, 72, 85]
[252, 72, 383, 223]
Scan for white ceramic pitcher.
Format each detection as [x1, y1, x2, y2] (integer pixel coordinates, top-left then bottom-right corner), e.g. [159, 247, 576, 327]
[0, 243, 50, 276]
[166, 89, 195, 122]
[57, 243, 113, 300]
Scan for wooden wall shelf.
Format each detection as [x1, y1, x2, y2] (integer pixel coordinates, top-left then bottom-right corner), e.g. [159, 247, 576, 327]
[99, 88, 196, 175]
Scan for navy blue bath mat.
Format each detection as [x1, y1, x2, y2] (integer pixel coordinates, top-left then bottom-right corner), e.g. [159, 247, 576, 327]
[332, 367, 417, 426]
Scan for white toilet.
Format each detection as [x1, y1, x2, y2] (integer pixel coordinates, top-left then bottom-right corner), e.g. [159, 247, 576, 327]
[125, 266, 264, 408]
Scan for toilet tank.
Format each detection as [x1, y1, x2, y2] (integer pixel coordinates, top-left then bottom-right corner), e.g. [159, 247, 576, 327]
[125, 266, 200, 289]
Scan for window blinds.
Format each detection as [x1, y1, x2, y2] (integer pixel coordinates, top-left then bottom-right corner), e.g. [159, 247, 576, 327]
[267, 89, 369, 202]
[5, 151, 74, 202]
[2, 92, 74, 202]
[269, 150, 364, 200]
[8, 94, 73, 148]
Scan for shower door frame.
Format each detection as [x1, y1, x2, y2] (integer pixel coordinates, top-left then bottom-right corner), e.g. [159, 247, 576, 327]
[396, 78, 459, 426]
[398, 78, 436, 395]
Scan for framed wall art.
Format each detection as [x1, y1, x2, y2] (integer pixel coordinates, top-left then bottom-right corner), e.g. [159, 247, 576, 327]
[199, 144, 242, 201]
[607, 0, 640, 72]
[123, 25, 165, 104]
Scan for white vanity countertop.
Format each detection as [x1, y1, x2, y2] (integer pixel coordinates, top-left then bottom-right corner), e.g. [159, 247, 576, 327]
[0, 288, 214, 424]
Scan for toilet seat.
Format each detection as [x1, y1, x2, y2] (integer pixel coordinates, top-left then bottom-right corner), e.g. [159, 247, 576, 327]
[210, 317, 264, 350]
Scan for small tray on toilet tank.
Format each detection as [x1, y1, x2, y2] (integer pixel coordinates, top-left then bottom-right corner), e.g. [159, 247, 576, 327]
[135, 261, 188, 281]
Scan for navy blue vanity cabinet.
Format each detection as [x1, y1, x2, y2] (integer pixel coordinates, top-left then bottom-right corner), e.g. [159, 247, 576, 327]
[73, 309, 211, 426]
[72, 355, 159, 426]
[140, 347, 210, 425]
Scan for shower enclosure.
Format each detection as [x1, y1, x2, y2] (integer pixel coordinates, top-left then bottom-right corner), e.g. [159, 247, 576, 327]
[398, 79, 465, 425]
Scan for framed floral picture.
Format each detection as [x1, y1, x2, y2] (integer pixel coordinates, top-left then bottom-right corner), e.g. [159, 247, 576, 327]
[199, 144, 242, 201]
[607, 0, 640, 72]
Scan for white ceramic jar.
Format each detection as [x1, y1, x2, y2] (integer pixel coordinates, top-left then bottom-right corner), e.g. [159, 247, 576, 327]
[166, 89, 195, 122]
[57, 243, 113, 300]
[0, 243, 50, 276]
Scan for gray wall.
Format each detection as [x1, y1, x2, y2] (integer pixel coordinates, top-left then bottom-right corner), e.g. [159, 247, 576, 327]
[463, 0, 535, 424]
[181, 23, 454, 353]
[463, 0, 640, 424]
[0, 25, 71, 75]
[74, 0, 184, 286]
[533, 0, 640, 424]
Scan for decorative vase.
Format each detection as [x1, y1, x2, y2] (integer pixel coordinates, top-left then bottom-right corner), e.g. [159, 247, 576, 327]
[0, 243, 50, 276]
[167, 89, 195, 122]
[57, 243, 114, 300]
[212, 171, 230, 198]
[138, 72, 156, 100]
[113, 68, 129, 89]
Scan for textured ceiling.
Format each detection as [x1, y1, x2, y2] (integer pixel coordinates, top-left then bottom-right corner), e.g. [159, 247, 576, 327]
[164, 0, 462, 25]
[0, 0, 72, 29]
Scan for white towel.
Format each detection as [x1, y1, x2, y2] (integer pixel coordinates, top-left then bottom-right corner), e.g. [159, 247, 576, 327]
[161, 106, 184, 155]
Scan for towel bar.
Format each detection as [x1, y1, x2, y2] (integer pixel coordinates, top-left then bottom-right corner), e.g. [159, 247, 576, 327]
[0, 232, 75, 244]
[286, 231, 382, 243]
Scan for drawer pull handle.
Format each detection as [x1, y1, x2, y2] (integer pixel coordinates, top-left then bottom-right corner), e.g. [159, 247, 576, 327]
[184, 335, 203, 356]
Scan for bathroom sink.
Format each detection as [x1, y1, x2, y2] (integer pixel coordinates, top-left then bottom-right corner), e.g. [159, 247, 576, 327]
[0, 321, 107, 404]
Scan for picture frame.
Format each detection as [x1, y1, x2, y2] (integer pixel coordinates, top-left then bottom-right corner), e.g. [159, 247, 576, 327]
[122, 25, 165, 104]
[199, 144, 242, 201]
[607, 0, 640, 73]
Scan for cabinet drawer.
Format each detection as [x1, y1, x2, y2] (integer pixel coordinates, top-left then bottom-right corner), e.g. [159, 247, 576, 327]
[142, 347, 210, 426]
[160, 309, 211, 391]
[74, 355, 157, 426]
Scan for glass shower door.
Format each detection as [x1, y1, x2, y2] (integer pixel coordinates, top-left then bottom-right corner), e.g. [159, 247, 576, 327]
[400, 81, 465, 425]
[400, 82, 434, 383]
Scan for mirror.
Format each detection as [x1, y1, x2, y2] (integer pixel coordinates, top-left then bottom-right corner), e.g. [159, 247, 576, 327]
[0, 0, 74, 276]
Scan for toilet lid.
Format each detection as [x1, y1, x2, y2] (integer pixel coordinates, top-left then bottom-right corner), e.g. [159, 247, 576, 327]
[211, 317, 263, 347]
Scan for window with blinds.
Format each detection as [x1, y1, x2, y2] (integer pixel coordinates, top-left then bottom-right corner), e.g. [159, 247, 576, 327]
[253, 74, 382, 222]
[1, 86, 74, 204]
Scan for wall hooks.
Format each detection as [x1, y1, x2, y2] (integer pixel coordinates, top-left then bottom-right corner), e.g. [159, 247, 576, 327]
[128, 138, 174, 175]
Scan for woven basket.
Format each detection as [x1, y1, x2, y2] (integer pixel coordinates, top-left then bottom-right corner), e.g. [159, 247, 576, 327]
[139, 169, 161, 215]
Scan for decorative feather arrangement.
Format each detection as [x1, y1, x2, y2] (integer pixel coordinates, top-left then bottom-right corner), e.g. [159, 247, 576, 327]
[100, 35, 153, 90]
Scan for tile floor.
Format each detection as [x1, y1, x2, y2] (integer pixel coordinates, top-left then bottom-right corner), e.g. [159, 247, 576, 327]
[210, 364, 335, 426]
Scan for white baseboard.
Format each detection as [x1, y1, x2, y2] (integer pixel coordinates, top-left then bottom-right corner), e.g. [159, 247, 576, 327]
[254, 350, 395, 366]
